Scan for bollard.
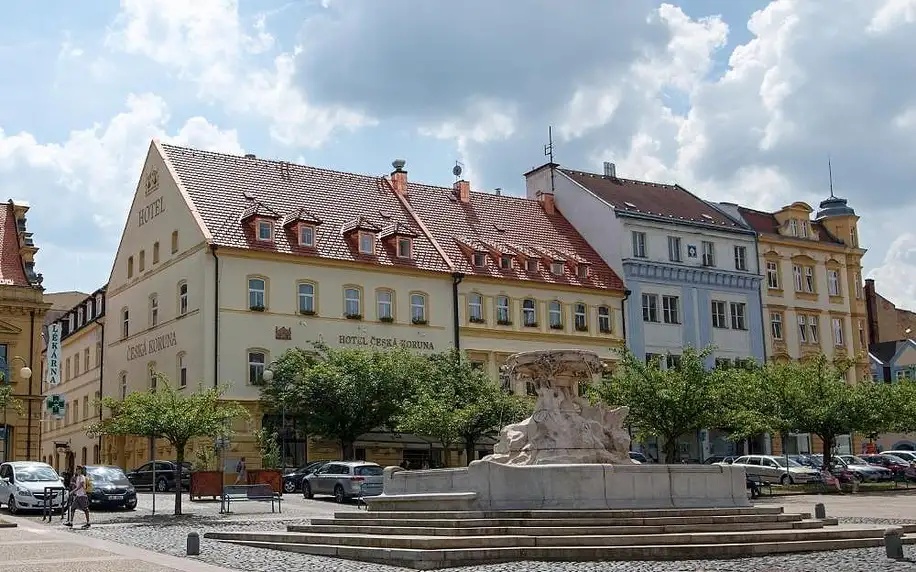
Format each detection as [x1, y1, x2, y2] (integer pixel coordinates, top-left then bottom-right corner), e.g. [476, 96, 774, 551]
[814, 502, 826, 519]
[885, 527, 904, 560]
[187, 532, 200, 556]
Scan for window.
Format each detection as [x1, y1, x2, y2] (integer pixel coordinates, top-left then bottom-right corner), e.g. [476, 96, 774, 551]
[526, 259, 538, 272]
[74, 353, 80, 377]
[139, 250, 146, 272]
[734, 246, 747, 271]
[702, 241, 715, 266]
[522, 299, 537, 327]
[667, 236, 682, 262]
[828, 270, 841, 296]
[248, 351, 266, 385]
[766, 261, 780, 289]
[171, 230, 179, 254]
[500, 255, 512, 269]
[496, 296, 510, 324]
[68, 313, 74, 333]
[83, 396, 89, 420]
[711, 300, 727, 328]
[574, 303, 587, 331]
[299, 225, 315, 247]
[248, 278, 266, 310]
[662, 296, 680, 324]
[730, 302, 747, 330]
[84, 347, 90, 372]
[149, 294, 159, 327]
[897, 370, 911, 381]
[809, 316, 819, 344]
[95, 343, 101, 368]
[549, 300, 562, 329]
[94, 391, 100, 417]
[793, 265, 803, 291]
[87, 301, 94, 321]
[358, 232, 375, 254]
[666, 354, 681, 370]
[397, 238, 412, 258]
[770, 312, 783, 340]
[127, 256, 134, 278]
[64, 357, 71, 381]
[577, 264, 589, 279]
[473, 252, 487, 267]
[632, 232, 647, 258]
[851, 227, 858, 247]
[468, 293, 483, 323]
[178, 281, 188, 315]
[377, 290, 393, 320]
[551, 261, 565, 276]
[858, 320, 866, 347]
[298, 283, 315, 314]
[121, 308, 129, 339]
[119, 372, 127, 400]
[598, 306, 611, 333]
[789, 219, 798, 236]
[257, 220, 273, 241]
[855, 273, 863, 299]
[345, 288, 362, 317]
[177, 353, 187, 388]
[801, 221, 810, 238]
[153, 241, 160, 264]
[149, 363, 157, 391]
[646, 353, 661, 366]
[410, 293, 427, 324]
[832, 318, 844, 346]
[715, 358, 732, 369]
[804, 267, 815, 293]
[797, 315, 807, 343]
[642, 294, 659, 322]
[77, 307, 84, 327]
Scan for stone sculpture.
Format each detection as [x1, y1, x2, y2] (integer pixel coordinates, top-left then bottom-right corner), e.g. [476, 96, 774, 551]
[483, 349, 634, 465]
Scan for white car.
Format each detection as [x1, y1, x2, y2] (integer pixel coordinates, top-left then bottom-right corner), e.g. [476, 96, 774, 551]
[0, 462, 67, 514]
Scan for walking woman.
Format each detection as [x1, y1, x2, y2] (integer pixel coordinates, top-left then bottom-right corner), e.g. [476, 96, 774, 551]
[64, 466, 91, 529]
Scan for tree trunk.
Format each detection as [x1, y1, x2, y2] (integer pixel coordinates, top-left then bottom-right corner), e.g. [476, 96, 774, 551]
[174, 444, 185, 516]
[464, 437, 476, 466]
[821, 435, 834, 469]
[440, 441, 452, 468]
[662, 435, 679, 464]
[341, 440, 355, 461]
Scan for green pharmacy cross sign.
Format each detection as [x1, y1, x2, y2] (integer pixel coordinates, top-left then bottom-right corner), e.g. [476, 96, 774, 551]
[46, 394, 66, 419]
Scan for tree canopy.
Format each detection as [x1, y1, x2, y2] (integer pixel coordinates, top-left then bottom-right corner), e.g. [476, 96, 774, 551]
[88, 376, 248, 515]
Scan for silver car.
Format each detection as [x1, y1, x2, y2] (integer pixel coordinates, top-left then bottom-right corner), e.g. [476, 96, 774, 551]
[0, 461, 66, 514]
[302, 461, 384, 503]
[726, 455, 821, 485]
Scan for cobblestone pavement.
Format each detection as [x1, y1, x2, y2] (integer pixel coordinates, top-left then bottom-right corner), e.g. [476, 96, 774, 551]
[11, 492, 916, 571]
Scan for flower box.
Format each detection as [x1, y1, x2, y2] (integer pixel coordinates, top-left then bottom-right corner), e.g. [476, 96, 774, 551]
[524, 322, 539, 328]
[497, 320, 513, 326]
[190, 470, 223, 500]
[469, 317, 486, 324]
[575, 325, 589, 332]
[380, 316, 394, 323]
[247, 469, 283, 495]
[549, 324, 564, 330]
[299, 310, 316, 316]
[249, 305, 266, 312]
[411, 318, 428, 325]
[345, 313, 363, 320]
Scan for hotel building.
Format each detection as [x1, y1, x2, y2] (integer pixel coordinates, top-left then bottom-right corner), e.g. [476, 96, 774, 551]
[101, 141, 625, 471]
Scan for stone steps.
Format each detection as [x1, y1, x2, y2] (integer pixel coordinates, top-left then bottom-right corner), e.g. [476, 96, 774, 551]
[309, 513, 807, 528]
[208, 535, 916, 570]
[333, 506, 787, 520]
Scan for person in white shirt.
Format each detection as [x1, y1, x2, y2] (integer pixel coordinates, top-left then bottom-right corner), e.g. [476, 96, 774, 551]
[64, 465, 90, 529]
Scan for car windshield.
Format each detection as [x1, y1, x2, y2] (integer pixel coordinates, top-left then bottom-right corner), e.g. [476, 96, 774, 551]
[772, 457, 802, 468]
[15, 466, 59, 482]
[891, 452, 916, 461]
[355, 466, 383, 476]
[87, 467, 130, 484]
[883, 455, 908, 464]
[844, 456, 869, 466]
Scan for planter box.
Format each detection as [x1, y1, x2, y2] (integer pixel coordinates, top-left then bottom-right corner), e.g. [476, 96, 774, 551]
[190, 470, 223, 500]
[248, 469, 283, 495]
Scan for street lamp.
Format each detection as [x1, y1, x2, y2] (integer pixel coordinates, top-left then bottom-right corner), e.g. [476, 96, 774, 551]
[261, 363, 287, 469]
[3, 356, 32, 461]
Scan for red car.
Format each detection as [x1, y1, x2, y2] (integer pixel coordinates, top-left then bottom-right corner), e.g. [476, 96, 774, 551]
[860, 454, 916, 480]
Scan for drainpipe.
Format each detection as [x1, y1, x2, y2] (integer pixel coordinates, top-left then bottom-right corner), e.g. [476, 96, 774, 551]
[451, 273, 465, 351]
[752, 237, 767, 363]
[620, 289, 632, 341]
[211, 246, 220, 388]
[26, 310, 35, 460]
[97, 317, 104, 461]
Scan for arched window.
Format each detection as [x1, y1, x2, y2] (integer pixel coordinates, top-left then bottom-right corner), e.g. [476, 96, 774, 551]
[298, 282, 315, 314]
[177, 352, 188, 388]
[468, 293, 483, 323]
[119, 372, 128, 400]
[344, 287, 362, 317]
[574, 303, 588, 331]
[376, 289, 394, 321]
[548, 300, 562, 329]
[149, 294, 159, 327]
[522, 299, 537, 327]
[248, 277, 266, 310]
[178, 281, 188, 315]
[410, 293, 427, 324]
[248, 350, 267, 385]
[598, 306, 612, 333]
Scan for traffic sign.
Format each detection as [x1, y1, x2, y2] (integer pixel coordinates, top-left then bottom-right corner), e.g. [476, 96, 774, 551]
[46, 394, 65, 419]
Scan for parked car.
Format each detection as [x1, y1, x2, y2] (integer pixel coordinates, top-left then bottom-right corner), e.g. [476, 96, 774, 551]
[724, 455, 821, 485]
[859, 454, 916, 480]
[84, 465, 138, 510]
[882, 450, 916, 465]
[837, 455, 895, 481]
[628, 452, 649, 464]
[302, 461, 384, 503]
[282, 461, 329, 493]
[126, 461, 191, 492]
[703, 455, 736, 465]
[0, 461, 66, 514]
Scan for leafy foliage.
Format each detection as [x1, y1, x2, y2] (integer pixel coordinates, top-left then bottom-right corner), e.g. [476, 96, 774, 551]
[0, 383, 22, 416]
[88, 376, 248, 515]
[254, 427, 282, 469]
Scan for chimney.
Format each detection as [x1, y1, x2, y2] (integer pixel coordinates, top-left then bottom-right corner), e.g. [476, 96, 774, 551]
[453, 180, 470, 203]
[245, 153, 256, 159]
[390, 159, 408, 196]
[603, 161, 616, 178]
[537, 191, 555, 215]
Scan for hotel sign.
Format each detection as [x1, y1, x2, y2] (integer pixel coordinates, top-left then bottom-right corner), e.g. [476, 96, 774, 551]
[127, 331, 178, 361]
[337, 334, 435, 351]
[138, 197, 165, 227]
[47, 323, 62, 386]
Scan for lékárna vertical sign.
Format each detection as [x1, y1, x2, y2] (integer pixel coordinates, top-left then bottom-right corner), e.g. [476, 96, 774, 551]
[47, 323, 61, 386]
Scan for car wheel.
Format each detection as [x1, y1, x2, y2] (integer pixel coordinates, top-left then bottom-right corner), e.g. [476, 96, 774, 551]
[155, 477, 169, 492]
[780, 474, 793, 486]
[302, 482, 313, 500]
[7, 496, 17, 515]
[283, 479, 297, 494]
[334, 484, 345, 504]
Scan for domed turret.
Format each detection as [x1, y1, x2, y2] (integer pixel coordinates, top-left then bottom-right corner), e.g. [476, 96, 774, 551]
[815, 195, 856, 219]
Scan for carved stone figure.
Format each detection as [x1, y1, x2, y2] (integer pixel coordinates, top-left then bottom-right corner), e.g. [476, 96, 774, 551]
[484, 350, 633, 465]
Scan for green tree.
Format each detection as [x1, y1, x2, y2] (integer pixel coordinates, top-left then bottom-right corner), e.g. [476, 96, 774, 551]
[87, 376, 248, 515]
[262, 344, 426, 460]
[396, 350, 532, 466]
[593, 345, 733, 464]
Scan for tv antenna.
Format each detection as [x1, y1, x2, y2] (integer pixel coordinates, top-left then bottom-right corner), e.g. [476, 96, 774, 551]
[544, 126, 556, 194]
[452, 161, 464, 181]
[828, 155, 835, 198]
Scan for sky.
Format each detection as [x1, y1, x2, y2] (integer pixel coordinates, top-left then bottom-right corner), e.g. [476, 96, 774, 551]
[2, 0, 916, 310]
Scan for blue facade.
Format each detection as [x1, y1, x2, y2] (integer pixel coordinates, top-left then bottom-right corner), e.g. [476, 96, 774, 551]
[869, 340, 916, 382]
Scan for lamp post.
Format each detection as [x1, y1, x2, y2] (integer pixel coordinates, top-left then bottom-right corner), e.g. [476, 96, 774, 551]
[261, 363, 286, 469]
[4, 357, 33, 461]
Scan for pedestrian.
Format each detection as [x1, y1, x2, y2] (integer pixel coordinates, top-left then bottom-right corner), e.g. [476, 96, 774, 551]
[234, 457, 247, 484]
[65, 466, 90, 529]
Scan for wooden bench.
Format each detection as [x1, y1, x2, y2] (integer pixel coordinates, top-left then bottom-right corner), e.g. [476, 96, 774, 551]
[746, 476, 772, 498]
[220, 484, 281, 514]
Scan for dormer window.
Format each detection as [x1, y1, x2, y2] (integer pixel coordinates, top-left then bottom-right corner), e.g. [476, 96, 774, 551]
[397, 237, 412, 258]
[551, 261, 565, 276]
[577, 265, 590, 279]
[473, 252, 487, 267]
[801, 221, 809, 238]
[500, 255, 513, 269]
[789, 219, 798, 236]
[359, 232, 375, 254]
[299, 224, 315, 247]
[526, 259, 539, 272]
[77, 307, 84, 327]
[257, 220, 274, 241]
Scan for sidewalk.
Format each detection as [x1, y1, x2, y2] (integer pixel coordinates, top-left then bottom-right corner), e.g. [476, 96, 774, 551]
[0, 514, 237, 572]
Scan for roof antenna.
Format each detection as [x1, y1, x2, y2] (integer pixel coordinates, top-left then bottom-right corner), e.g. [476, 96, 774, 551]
[544, 126, 556, 195]
[828, 155, 835, 198]
[452, 161, 463, 182]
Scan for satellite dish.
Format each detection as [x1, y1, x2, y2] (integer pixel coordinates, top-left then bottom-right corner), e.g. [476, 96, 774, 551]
[452, 164, 463, 177]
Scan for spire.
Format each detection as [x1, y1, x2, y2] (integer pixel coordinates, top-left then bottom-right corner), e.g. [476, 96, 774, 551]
[816, 157, 856, 219]
[828, 155, 835, 198]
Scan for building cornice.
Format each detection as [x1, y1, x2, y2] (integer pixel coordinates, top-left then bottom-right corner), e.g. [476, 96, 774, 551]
[617, 210, 757, 237]
[623, 259, 762, 291]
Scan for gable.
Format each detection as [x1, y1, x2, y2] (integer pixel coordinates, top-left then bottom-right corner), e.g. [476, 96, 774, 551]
[895, 344, 916, 367]
[0, 319, 22, 336]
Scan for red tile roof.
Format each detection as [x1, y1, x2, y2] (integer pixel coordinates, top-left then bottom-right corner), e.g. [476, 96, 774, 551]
[402, 184, 625, 291]
[736, 206, 843, 245]
[160, 145, 452, 274]
[561, 169, 743, 229]
[0, 203, 29, 287]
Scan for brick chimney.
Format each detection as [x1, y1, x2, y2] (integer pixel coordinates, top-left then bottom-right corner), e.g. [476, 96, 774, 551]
[390, 159, 408, 196]
[453, 180, 470, 203]
[537, 191, 555, 215]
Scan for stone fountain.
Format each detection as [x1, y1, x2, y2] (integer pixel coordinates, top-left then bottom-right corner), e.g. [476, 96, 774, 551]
[367, 349, 749, 512]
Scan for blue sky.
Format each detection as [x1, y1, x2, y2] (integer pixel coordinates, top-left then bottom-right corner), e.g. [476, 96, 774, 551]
[2, 0, 916, 309]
